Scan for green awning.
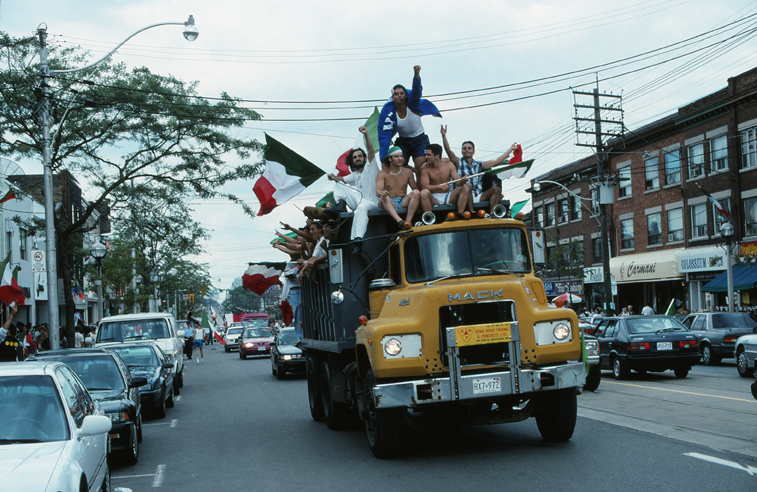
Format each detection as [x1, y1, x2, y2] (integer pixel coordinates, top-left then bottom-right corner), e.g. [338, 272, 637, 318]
[702, 263, 757, 292]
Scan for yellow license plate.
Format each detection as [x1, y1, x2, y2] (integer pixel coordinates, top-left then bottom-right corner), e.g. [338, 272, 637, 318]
[454, 322, 512, 347]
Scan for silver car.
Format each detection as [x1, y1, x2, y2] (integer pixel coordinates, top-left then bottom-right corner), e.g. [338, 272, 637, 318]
[681, 312, 757, 365]
[735, 333, 757, 378]
[224, 326, 245, 352]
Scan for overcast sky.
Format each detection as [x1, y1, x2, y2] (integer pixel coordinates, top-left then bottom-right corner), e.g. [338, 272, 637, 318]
[3, 0, 757, 290]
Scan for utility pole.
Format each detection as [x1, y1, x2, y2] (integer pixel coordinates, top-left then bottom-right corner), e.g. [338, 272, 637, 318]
[573, 87, 623, 315]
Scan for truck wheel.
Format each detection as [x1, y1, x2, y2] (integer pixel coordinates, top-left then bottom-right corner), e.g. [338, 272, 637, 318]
[363, 370, 401, 458]
[535, 388, 577, 443]
[584, 365, 601, 392]
[306, 355, 325, 422]
[321, 360, 349, 430]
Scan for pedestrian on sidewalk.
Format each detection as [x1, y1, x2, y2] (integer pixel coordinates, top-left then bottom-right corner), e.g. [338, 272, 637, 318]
[193, 322, 204, 363]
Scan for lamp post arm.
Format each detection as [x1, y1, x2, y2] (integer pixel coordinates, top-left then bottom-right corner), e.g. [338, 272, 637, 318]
[51, 22, 185, 75]
[536, 179, 599, 225]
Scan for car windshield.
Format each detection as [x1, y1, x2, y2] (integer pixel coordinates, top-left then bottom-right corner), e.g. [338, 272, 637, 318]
[626, 317, 687, 334]
[244, 328, 272, 338]
[43, 355, 125, 392]
[711, 313, 757, 329]
[228, 328, 244, 336]
[404, 227, 531, 283]
[0, 375, 69, 442]
[110, 346, 159, 367]
[98, 319, 170, 341]
[278, 331, 300, 346]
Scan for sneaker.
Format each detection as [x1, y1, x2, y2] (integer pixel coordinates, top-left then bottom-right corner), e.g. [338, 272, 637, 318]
[196, 358, 199, 364]
[201, 358, 204, 362]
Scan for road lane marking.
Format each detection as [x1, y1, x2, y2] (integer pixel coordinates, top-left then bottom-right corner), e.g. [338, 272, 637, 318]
[685, 452, 757, 476]
[113, 474, 155, 479]
[603, 380, 754, 402]
[170, 419, 177, 427]
[152, 465, 166, 487]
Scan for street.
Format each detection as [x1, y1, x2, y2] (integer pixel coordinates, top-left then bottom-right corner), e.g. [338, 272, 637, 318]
[111, 347, 757, 492]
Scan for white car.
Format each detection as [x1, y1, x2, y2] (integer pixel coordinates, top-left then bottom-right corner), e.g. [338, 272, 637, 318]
[0, 361, 112, 492]
[735, 332, 757, 378]
[96, 312, 185, 394]
[224, 325, 245, 352]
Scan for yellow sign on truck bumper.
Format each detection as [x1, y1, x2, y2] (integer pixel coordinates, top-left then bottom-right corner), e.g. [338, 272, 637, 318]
[454, 322, 512, 347]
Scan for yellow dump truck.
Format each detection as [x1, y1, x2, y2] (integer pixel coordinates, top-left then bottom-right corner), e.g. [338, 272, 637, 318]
[301, 204, 585, 458]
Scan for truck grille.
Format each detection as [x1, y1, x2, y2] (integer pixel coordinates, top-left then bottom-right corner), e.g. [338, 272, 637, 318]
[438, 301, 516, 368]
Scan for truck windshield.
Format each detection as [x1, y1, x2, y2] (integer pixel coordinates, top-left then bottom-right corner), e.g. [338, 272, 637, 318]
[404, 227, 531, 283]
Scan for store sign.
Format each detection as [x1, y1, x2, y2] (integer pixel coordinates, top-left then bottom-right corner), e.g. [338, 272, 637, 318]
[610, 249, 683, 283]
[678, 246, 725, 273]
[544, 280, 583, 297]
[583, 266, 603, 284]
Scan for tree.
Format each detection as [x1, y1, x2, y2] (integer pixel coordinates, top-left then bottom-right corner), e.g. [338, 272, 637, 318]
[222, 286, 263, 314]
[0, 33, 262, 339]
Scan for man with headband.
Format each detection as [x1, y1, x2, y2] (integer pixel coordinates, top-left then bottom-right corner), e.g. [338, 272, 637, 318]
[376, 145, 422, 228]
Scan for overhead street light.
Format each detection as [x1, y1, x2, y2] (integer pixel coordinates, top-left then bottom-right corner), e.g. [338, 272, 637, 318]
[38, 16, 198, 348]
[720, 221, 735, 312]
[90, 241, 107, 323]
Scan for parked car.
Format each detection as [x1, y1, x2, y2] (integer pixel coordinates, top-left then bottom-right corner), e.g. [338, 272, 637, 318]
[680, 312, 757, 365]
[239, 327, 274, 359]
[96, 312, 185, 394]
[223, 325, 245, 352]
[595, 316, 700, 379]
[271, 328, 305, 379]
[28, 348, 147, 465]
[735, 332, 757, 378]
[100, 341, 176, 417]
[0, 361, 112, 491]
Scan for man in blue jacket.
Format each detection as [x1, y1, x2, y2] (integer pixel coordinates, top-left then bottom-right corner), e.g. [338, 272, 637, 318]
[378, 65, 441, 178]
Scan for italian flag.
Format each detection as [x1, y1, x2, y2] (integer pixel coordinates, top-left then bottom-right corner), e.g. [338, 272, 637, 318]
[1, 189, 16, 203]
[253, 134, 325, 216]
[0, 252, 24, 307]
[242, 263, 284, 295]
[201, 310, 226, 345]
[335, 108, 380, 176]
[486, 158, 534, 181]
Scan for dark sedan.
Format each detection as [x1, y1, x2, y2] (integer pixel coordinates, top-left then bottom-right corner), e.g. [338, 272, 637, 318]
[271, 328, 305, 379]
[681, 312, 757, 365]
[100, 341, 175, 418]
[595, 316, 700, 379]
[238, 328, 274, 359]
[28, 348, 146, 465]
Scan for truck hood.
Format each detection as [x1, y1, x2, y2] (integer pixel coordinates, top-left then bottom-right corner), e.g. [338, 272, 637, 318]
[0, 441, 65, 490]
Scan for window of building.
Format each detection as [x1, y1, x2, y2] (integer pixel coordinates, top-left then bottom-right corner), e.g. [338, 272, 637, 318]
[647, 213, 662, 246]
[645, 155, 659, 190]
[558, 199, 569, 224]
[741, 127, 757, 169]
[5, 232, 11, 259]
[572, 195, 582, 221]
[534, 206, 543, 227]
[621, 219, 634, 249]
[545, 202, 555, 227]
[691, 203, 708, 238]
[618, 166, 631, 197]
[710, 135, 728, 172]
[592, 237, 603, 263]
[688, 143, 704, 178]
[713, 197, 732, 234]
[546, 245, 556, 270]
[745, 197, 757, 237]
[664, 150, 681, 185]
[19, 229, 27, 261]
[667, 208, 683, 242]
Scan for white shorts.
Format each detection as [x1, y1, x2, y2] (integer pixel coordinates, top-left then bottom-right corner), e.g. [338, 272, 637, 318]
[432, 191, 450, 206]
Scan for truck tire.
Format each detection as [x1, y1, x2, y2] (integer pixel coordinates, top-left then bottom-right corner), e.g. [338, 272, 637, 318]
[584, 364, 601, 392]
[363, 370, 401, 458]
[535, 388, 577, 443]
[321, 360, 350, 430]
[306, 354, 325, 422]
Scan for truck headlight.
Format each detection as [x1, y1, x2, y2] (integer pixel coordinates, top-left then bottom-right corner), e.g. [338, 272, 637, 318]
[533, 320, 573, 346]
[553, 323, 570, 340]
[381, 334, 422, 359]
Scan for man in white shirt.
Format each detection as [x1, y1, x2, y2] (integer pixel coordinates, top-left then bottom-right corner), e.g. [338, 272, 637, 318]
[642, 305, 655, 315]
[74, 325, 84, 348]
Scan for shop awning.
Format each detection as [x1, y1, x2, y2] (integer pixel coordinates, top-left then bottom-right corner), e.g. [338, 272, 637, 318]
[702, 263, 757, 292]
[610, 248, 684, 284]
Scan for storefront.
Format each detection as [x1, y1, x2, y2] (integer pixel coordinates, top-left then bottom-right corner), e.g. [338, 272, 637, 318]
[543, 280, 584, 305]
[582, 266, 617, 311]
[677, 245, 726, 312]
[610, 249, 685, 315]
[702, 262, 757, 312]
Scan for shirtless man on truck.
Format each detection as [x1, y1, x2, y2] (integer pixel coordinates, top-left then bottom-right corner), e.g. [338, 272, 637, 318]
[376, 145, 422, 228]
[419, 143, 468, 214]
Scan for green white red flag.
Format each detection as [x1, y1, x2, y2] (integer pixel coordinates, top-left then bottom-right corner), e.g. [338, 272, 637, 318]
[335, 108, 380, 176]
[253, 134, 325, 216]
[486, 158, 534, 181]
[0, 252, 24, 307]
[1, 189, 16, 203]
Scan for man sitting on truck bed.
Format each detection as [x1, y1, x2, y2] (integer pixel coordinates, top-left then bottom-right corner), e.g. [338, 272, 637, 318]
[419, 143, 469, 214]
[326, 125, 380, 240]
[376, 145, 422, 228]
[440, 124, 518, 215]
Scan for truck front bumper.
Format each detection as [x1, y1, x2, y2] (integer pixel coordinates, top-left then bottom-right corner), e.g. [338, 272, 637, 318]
[372, 362, 586, 409]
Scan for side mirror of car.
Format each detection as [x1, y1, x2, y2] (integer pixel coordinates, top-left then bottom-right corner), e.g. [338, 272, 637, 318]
[271, 340, 276, 346]
[130, 376, 148, 388]
[79, 415, 112, 437]
[162, 362, 173, 369]
[176, 329, 185, 338]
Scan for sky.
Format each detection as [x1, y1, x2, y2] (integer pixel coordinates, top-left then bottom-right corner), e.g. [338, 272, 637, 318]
[3, 0, 757, 291]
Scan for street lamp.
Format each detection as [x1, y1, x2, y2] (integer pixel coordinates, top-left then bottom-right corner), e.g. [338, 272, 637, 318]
[720, 221, 735, 312]
[37, 16, 198, 348]
[150, 273, 163, 313]
[90, 242, 107, 323]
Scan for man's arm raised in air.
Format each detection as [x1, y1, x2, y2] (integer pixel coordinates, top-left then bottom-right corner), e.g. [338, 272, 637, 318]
[440, 125, 459, 167]
[482, 143, 519, 170]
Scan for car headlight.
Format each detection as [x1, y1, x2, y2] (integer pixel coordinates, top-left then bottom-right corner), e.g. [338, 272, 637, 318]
[585, 339, 599, 357]
[244, 342, 253, 347]
[381, 334, 422, 359]
[533, 320, 574, 346]
[107, 411, 130, 423]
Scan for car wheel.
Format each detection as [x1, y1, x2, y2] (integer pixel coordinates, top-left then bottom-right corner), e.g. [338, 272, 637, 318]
[271, 360, 278, 376]
[701, 344, 721, 365]
[224, 346, 230, 353]
[166, 387, 175, 408]
[155, 388, 167, 419]
[736, 349, 754, 378]
[536, 388, 577, 442]
[612, 356, 629, 380]
[101, 461, 111, 492]
[674, 366, 689, 378]
[136, 413, 143, 443]
[306, 354, 325, 422]
[240, 350, 246, 360]
[363, 369, 402, 458]
[177, 367, 184, 389]
[122, 422, 139, 465]
[276, 364, 284, 380]
[584, 364, 601, 392]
